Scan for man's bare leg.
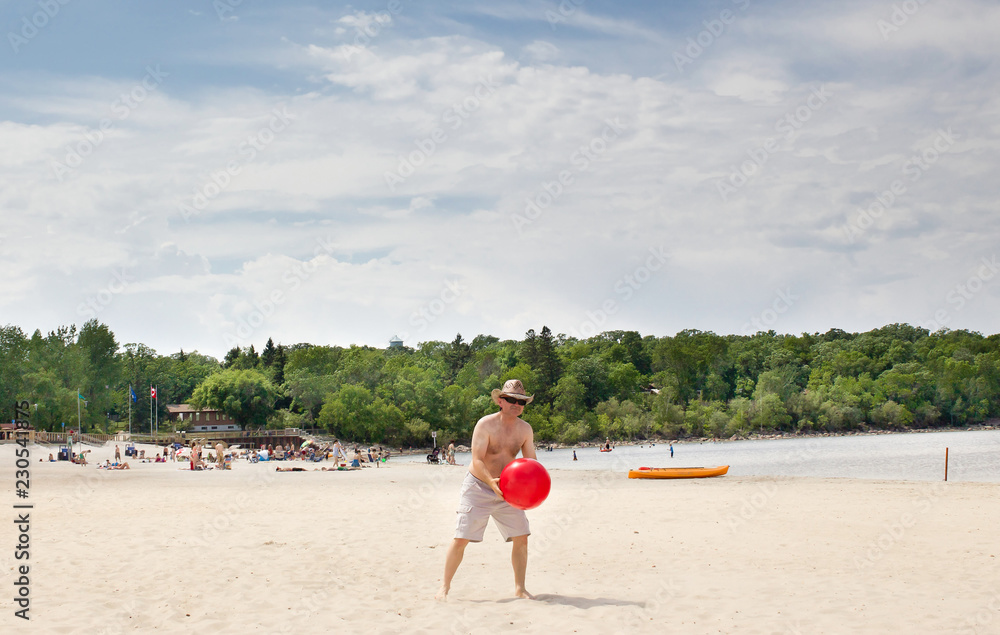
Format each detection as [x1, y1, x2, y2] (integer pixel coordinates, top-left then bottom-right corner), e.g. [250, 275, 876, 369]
[436, 538, 470, 600]
[511, 535, 534, 599]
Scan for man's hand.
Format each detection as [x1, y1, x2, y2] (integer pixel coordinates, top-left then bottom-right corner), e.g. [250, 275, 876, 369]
[490, 476, 504, 499]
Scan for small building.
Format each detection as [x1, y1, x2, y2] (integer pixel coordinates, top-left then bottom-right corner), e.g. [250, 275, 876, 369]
[389, 335, 404, 348]
[166, 404, 241, 432]
[1, 421, 23, 441]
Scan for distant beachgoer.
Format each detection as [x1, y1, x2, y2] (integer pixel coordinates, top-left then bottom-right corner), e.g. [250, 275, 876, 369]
[191, 442, 202, 470]
[115, 445, 121, 461]
[331, 439, 347, 463]
[352, 449, 362, 468]
[572, 450, 577, 461]
[670, 444, 674, 458]
[447, 440, 456, 465]
[216, 443, 226, 468]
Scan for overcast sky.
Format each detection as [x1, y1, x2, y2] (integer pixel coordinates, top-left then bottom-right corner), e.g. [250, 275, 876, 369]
[2, 0, 998, 359]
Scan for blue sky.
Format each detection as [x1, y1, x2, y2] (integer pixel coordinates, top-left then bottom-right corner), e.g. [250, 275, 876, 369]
[2, 0, 998, 358]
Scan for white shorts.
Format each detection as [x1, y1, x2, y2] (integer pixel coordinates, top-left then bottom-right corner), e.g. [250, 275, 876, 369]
[454, 472, 530, 542]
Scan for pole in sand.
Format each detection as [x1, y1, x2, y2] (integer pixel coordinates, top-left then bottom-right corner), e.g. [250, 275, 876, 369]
[945, 447, 949, 482]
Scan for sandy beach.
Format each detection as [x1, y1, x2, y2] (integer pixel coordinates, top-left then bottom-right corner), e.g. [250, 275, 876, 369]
[2, 441, 999, 634]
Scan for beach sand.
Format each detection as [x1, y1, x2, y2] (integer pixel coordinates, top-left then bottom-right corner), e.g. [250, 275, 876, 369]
[2, 441, 999, 634]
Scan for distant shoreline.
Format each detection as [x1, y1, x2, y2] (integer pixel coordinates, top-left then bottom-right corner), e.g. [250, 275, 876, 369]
[397, 420, 1000, 456]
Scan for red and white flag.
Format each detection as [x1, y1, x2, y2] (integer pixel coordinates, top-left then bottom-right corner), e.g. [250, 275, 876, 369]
[150, 387, 157, 399]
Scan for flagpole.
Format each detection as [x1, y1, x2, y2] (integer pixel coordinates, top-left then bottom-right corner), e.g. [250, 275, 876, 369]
[149, 386, 152, 438]
[77, 387, 81, 437]
[128, 385, 132, 440]
[155, 385, 158, 441]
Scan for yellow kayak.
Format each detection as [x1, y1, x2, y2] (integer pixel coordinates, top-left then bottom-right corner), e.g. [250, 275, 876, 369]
[627, 465, 729, 479]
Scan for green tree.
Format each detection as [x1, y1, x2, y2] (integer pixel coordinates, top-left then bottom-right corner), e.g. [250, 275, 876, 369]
[190, 368, 279, 427]
[0, 325, 28, 413]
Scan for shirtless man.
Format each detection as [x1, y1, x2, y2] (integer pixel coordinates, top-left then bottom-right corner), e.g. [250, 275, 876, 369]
[436, 379, 537, 601]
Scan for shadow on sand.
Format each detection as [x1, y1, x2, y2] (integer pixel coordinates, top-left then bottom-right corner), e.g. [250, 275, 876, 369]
[492, 594, 645, 608]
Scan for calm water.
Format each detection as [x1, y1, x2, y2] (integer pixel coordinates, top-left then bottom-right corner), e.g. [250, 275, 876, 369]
[409, 429, 1000, 482]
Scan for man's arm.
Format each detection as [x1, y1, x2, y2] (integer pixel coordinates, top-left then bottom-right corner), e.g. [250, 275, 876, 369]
[520, 422, 537, 460]
[469, 419, 503, 497]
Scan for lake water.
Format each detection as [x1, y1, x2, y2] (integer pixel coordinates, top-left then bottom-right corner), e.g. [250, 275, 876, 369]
[407, 429, 1000, 482]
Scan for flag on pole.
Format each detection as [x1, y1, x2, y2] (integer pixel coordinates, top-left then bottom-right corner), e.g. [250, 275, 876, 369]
[150, 387, 157, 399]
[130, 386, 137, 402]
[78, 392, 85, 400]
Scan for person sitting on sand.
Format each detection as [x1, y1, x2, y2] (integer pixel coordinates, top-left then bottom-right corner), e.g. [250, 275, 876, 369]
[351, 448, 362, 468]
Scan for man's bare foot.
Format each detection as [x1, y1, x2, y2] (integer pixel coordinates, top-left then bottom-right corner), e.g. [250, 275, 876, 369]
[514, 587, 535, 600]
[435, 585, 449, 601]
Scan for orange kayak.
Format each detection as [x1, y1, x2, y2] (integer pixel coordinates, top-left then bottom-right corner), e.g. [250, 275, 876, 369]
[627, 465, 729, 479]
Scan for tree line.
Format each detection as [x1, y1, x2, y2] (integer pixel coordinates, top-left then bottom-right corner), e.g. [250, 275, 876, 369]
[2, 320, 999, 446]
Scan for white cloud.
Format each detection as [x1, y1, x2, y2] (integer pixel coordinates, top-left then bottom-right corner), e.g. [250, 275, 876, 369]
[1, 1, 999, 356]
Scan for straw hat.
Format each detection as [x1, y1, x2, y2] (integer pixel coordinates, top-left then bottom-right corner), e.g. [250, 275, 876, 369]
[490, 379, 534, 405]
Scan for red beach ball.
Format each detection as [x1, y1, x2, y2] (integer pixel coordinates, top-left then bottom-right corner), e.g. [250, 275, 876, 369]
[499, 458, 551, 510]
